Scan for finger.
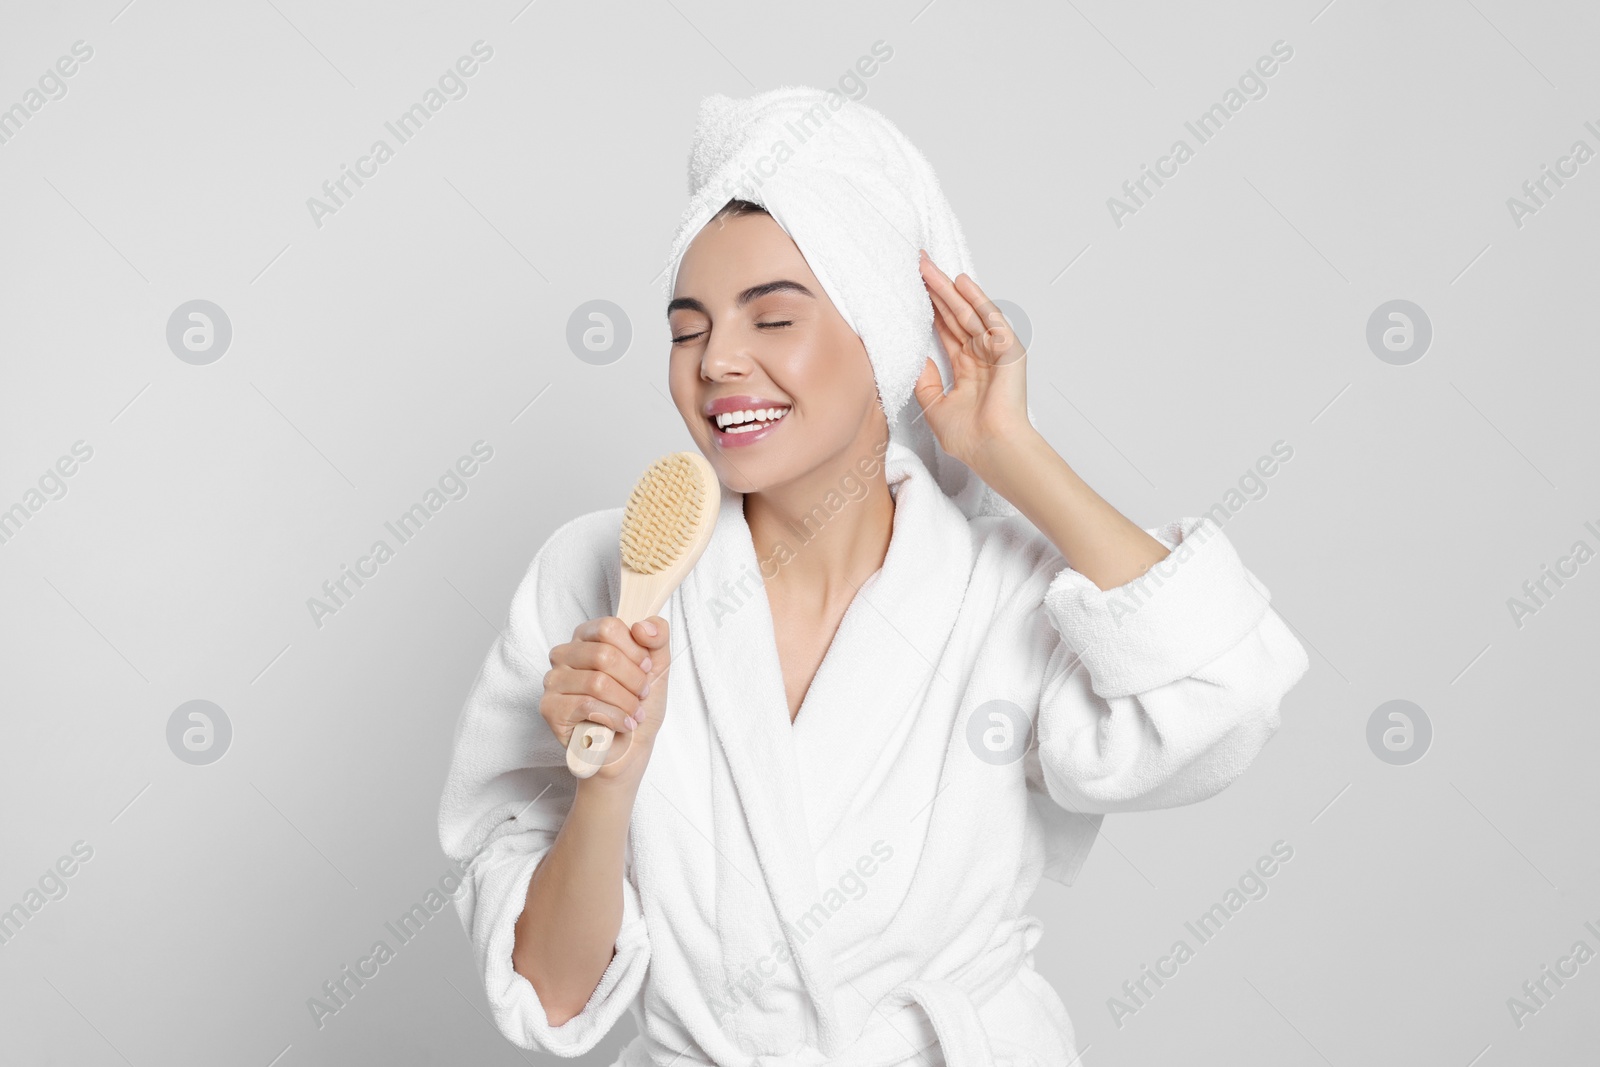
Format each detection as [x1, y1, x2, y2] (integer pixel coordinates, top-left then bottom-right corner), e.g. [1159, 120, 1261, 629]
[925, 282, 967, 355]
[955, 278, 1020, 363]
[930, 293, 970, 351]
[912, 357, 947, 415]
[920, 255, 983, 338]
[631, 617, 670, 654]
[952, 274, 1023, 362]
[573, 616, 648, 668]
[946, 274, 1007, 350]
[928, 288, 980, 377]
[562, 640, 648, 696]
[922, 257, 972, 339]
[953, 272, 997, 322]
[929, 282, 989, 371]
[548, 665, 643, 721]
[984, 321, 1023, 366]
[631, 620, 670, 692]
[552, 693, 634, 738]
[925, 294, 964, 368]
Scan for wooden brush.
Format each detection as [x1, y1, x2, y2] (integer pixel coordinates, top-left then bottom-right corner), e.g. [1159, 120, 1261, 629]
[566, 450, 720, 778]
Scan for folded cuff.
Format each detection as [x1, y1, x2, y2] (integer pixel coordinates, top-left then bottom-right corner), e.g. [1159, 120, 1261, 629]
[478, 838, 651, 1056]
[1042, 516, 1271, 699]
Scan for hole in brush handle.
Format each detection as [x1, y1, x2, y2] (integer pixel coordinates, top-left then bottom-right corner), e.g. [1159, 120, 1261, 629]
[566, 721, 635, 779]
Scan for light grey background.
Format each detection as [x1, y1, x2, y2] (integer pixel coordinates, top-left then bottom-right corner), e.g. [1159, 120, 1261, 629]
[2, 0, 1596, 1064]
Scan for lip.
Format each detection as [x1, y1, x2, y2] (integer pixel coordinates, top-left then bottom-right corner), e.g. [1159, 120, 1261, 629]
[702, 394, 789, 417]
[702, 394, 792, 449]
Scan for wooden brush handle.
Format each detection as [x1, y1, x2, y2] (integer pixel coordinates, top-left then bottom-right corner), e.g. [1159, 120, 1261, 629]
[564, 579, 670, 778]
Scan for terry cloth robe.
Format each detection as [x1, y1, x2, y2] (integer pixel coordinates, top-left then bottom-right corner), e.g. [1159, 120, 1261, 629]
[436, 440, 1310, 1067]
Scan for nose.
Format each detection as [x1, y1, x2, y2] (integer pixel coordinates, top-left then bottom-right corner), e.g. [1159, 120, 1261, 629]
[699, 328, 753, 382]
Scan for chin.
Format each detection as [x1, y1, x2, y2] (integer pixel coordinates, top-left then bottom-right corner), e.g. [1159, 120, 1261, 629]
[687, 412, 860, 497]
[706, 454, 781, 496]
[704, 447, 816, 499]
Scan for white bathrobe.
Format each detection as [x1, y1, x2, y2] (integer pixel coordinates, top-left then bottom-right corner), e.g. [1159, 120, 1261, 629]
[437, 440, 1309, 1066]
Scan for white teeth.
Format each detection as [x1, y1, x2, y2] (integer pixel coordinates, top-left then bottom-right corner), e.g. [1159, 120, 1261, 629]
[714, 405, 790, 429]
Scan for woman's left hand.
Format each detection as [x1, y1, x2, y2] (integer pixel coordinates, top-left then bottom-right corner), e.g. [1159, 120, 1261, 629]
[912, 249, 1033, 470]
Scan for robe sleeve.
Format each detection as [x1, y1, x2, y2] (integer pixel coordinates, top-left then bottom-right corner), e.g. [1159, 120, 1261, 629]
[436, 512, 650, 1057]
[1029, 514, 1309, 814]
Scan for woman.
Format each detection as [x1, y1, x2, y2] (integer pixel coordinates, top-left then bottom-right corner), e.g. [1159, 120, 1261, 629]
[438, 87, 1309, 1066]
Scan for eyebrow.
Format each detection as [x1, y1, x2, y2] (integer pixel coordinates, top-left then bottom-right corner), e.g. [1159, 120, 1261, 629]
[666, 279, 815, 318]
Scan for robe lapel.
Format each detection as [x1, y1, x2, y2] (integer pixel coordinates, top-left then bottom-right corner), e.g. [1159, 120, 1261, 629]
[786, 445, 974, 848]
[680, 478, 845, 1047]
[677, 443, 975, 1055]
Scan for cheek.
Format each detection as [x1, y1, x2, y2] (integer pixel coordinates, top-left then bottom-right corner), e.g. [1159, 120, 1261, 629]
[768, 334, 846, 397]
[788, 338, 874, 417]
[668, 357, 698, 424]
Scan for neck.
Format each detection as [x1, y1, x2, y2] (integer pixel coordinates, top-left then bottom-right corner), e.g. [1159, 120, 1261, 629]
[743, 438, 896, 610]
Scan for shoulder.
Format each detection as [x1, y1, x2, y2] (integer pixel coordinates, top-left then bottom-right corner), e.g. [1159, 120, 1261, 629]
[967, 512, 1064, 583]
[508, 506, 625, 639]
[534, 506, 624, 576]
[962, 512, 1068, 614]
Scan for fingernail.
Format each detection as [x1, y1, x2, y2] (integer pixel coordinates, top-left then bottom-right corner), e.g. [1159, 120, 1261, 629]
[640, 656, 652, 674]
[625, 716, 637, 731]
[640, 681, 651, 699]
[641, 620, 658, 637]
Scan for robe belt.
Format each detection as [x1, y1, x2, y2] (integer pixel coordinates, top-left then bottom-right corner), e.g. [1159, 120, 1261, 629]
[747, 939, 1025, 1067]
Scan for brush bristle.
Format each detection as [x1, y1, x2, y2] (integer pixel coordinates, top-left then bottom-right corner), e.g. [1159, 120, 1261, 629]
[620, 453, 709, 574]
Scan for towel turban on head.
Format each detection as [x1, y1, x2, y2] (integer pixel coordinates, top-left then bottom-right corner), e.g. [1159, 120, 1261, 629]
[661, 85, 1023, 520]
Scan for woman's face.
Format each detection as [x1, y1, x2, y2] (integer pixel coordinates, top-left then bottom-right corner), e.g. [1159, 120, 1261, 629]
[667, 210, 885, 495]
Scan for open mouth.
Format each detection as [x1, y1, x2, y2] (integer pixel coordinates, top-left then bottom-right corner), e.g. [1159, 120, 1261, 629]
[701, 393, 794, 449]
[712, 406, 790, 434]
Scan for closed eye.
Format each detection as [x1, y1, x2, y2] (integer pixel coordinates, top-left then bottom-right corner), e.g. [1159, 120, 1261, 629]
[671, 321, 791, 345]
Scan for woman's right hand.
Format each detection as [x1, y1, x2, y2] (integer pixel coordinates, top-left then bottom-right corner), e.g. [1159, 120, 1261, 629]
[542, 615, 671, 782]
